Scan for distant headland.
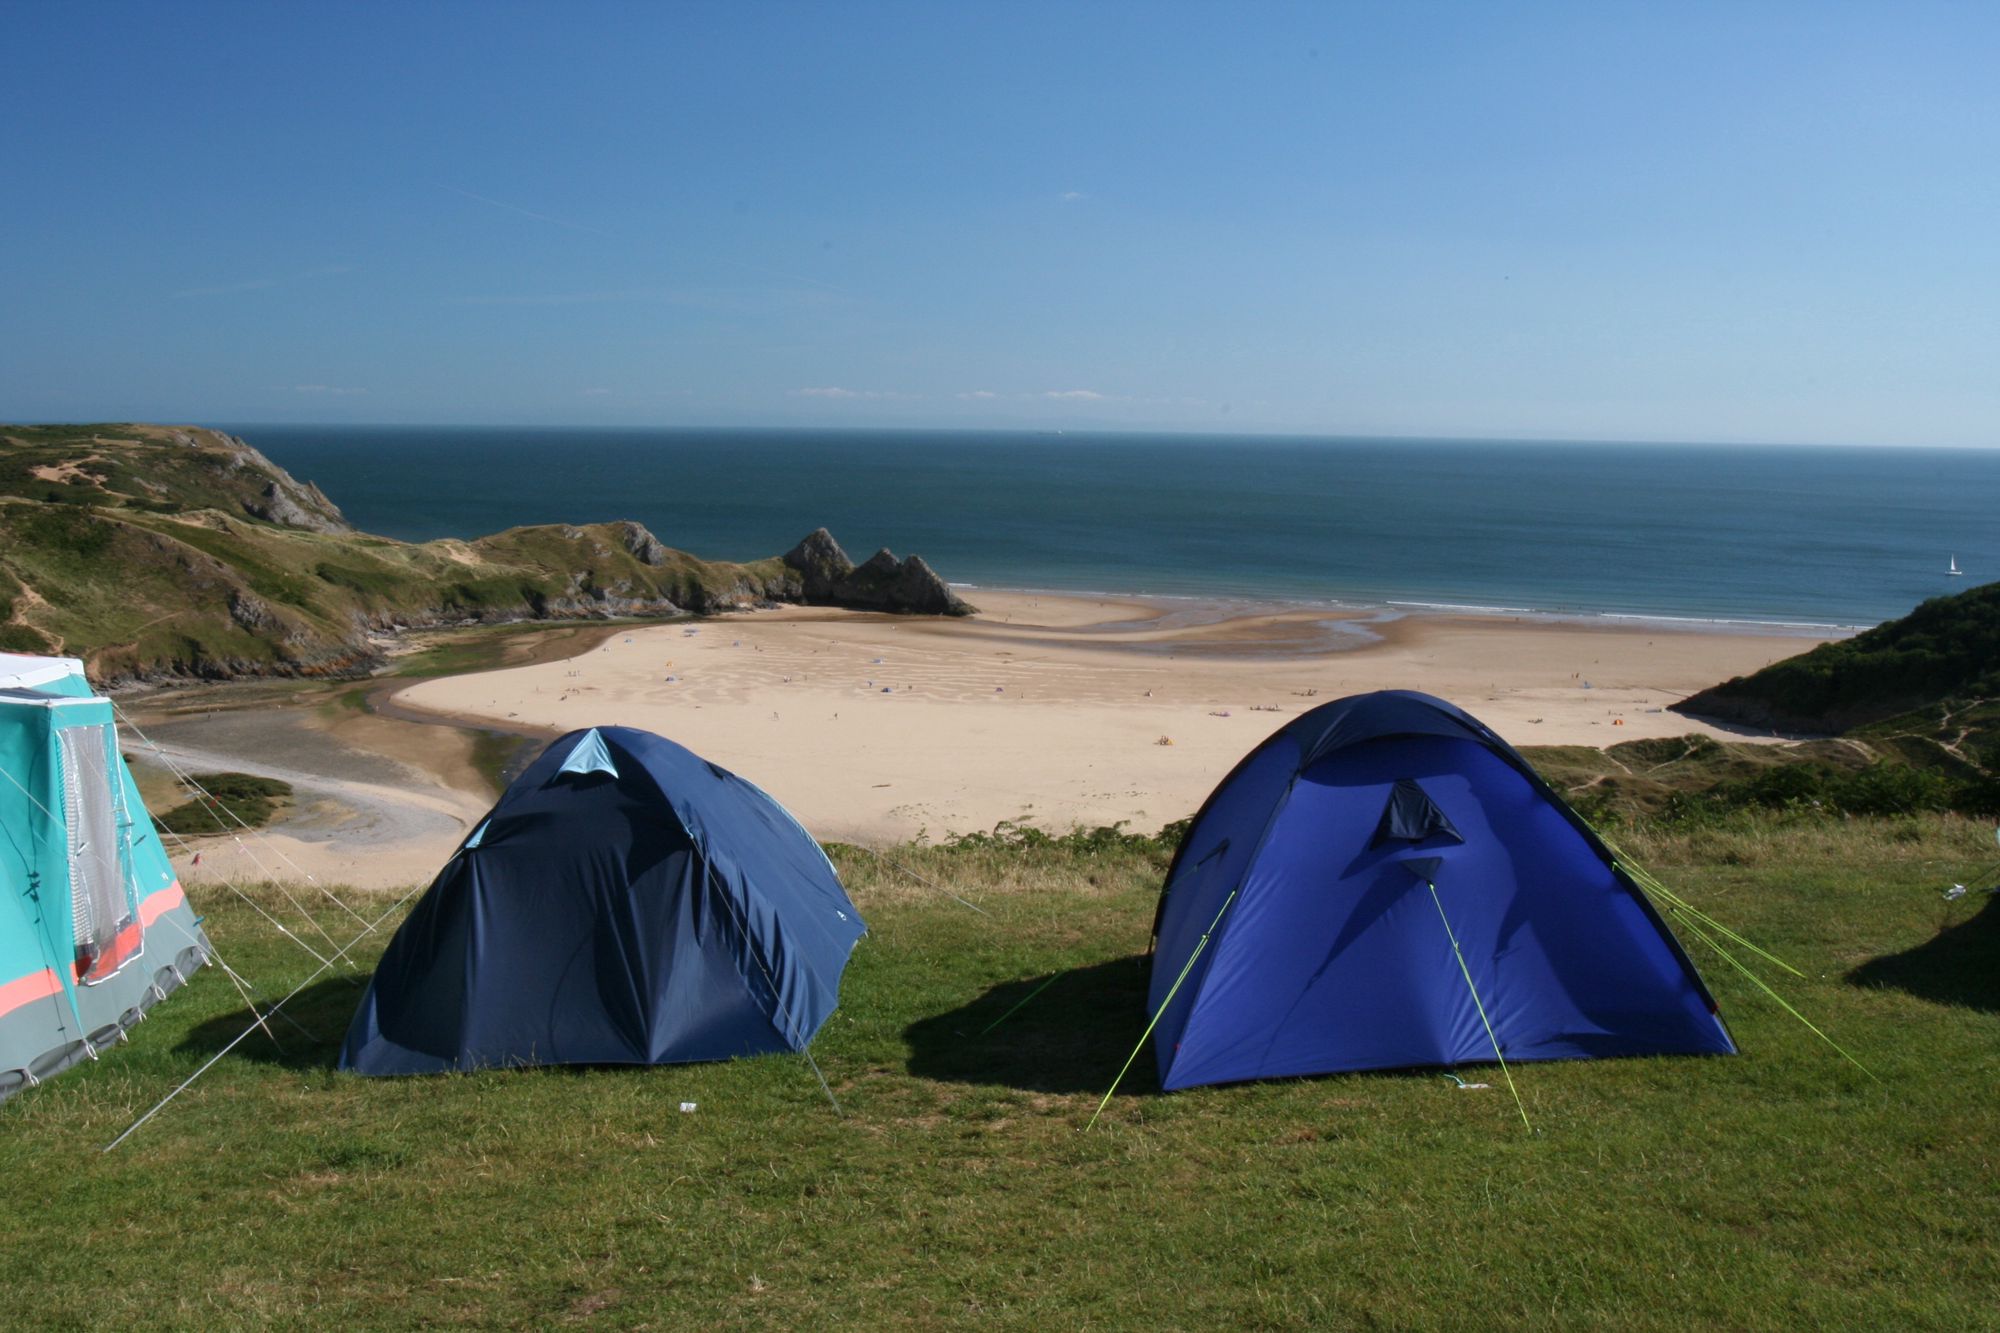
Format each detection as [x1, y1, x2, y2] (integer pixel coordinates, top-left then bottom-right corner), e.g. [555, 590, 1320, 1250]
[0, 423, 971, 684]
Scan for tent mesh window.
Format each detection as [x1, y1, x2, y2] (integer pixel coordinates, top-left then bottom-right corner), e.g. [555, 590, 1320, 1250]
[60, 725, 134, 983]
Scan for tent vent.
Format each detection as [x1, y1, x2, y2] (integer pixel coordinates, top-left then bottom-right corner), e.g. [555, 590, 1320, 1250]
[1371, 778, 1463, 847]
[553, 729, 619, 782]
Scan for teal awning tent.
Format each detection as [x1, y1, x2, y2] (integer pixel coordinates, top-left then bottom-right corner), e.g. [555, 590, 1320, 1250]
[0, 653, 210, 1100]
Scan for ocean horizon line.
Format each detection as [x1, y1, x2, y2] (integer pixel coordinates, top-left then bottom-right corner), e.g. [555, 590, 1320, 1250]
[214, 420, 2000, 454]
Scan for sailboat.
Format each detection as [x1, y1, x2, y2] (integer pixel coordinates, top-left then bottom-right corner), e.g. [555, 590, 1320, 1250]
[1949, 555, 1965, 576]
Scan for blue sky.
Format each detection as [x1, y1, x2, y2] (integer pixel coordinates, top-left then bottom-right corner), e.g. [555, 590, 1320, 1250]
[3, 2, 1996, 444]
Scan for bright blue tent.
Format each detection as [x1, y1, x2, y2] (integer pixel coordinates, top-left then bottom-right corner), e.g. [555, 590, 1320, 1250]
[342, 727, 864, 1076]
[1148, 691, 1731, 1091]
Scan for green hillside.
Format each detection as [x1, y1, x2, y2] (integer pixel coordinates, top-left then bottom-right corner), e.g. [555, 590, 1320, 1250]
[1675, 580, 2000, 737]
[0, 424, 965, 683]
[1649, 581, 2000, 817]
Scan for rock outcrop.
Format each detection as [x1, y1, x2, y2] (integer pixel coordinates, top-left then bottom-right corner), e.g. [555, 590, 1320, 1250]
[782, 528, 973, 616]
[618, 521, 668, 567]
[245, 478, 352, 533]
[210, 432, 352, 533]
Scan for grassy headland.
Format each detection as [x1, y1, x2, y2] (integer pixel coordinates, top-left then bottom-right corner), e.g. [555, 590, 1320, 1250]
[0, 423, 965, 685]
[1655, 580, 2000, 822]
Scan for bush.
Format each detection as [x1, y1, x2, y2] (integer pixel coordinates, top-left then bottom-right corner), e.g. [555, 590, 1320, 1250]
[944, 817, 1190, 858]
[1653, 759, 1978, 825]
[1827, 762, 1958, 816]
[155, 772, 293, 836]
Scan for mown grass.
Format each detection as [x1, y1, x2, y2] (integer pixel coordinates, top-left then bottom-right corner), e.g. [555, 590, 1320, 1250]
[0, 819, 1994, 1328]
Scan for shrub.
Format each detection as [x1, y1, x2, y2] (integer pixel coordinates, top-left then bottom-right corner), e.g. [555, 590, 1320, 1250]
[944, 817, 1191, 858]
[155, 772, 293, 836]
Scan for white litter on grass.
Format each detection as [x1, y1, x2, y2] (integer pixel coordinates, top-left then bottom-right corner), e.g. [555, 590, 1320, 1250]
[1946, 884, 1969, 901]
[679, 1102, 697, 1113]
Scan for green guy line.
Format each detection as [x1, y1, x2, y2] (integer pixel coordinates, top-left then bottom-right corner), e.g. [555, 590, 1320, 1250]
[1086, 889, 1238, 1132]
[1425, 880, 1533, 1134]
[1672, 912, 1880, 1084]
[979, 971, 1064, 1037]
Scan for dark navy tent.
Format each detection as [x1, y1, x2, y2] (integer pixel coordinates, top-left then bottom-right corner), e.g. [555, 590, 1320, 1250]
[1148, 691, 1732, 1091]
[342, 727, 864, 1076]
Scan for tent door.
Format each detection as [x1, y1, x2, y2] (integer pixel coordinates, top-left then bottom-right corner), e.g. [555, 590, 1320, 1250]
[60, 724, 139, 984]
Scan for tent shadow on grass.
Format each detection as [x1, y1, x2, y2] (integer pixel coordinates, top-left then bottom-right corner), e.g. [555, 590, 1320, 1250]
[175, 977, 363, 1071]
[903, 955, 1155, 1096]
[1848, 894, 2000, 1014]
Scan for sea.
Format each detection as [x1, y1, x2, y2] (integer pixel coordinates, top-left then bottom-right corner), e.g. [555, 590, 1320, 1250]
[226, 426, 2000, 630]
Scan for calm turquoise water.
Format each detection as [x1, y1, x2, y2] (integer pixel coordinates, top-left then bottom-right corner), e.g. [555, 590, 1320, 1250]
[230, 426, 1999, 627]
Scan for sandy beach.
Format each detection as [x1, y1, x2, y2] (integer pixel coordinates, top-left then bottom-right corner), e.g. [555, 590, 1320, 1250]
[144, 589, 1832, 892]
[382, 589, 1830, 854]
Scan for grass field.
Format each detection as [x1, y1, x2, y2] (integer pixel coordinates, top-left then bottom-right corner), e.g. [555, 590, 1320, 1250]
[1, 816, 1995, 1329]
